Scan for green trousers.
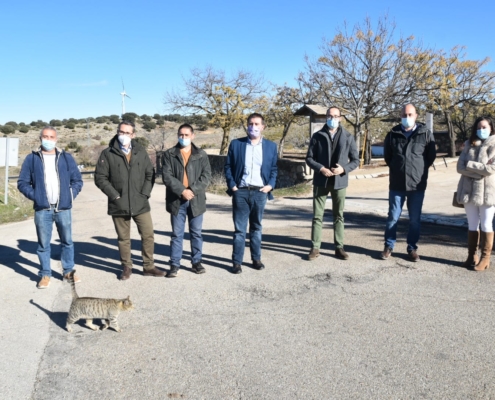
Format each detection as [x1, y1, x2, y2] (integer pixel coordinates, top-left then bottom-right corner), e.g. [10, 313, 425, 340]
[311, 184, 347, 249]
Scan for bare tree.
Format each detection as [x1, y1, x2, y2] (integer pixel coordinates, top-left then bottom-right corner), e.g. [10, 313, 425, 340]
[421, 47, 495, 156]
[300, 15, 433, 163]
[164, 66, 266, 154]
[265, 83, 315, 158]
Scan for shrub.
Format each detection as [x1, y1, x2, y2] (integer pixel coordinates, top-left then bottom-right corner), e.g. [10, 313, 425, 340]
[49, 119, 63, 126]
[142, 121, 156, 131]
[19, 126, 30, 133]
[5, 121, 18, 129]
[141, 114, 152, 121]
[65, 122, 76, 129]
[134, 137, 149, 149]
[153, 113, 161, 120]
[76, 145, 83, 152]
[0, 125, 15, 134]
[95, 116, 108, 123]
[122, 112, 138, 123]
[100, 140, 107, 146]
[109, 115, 120, 124]
[103, 125, 112, 131]
[68, 141, 78, 148]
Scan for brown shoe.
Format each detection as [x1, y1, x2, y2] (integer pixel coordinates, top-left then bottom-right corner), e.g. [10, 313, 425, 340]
[408, 249, 420, 262]
[143, 267, 166, 277]
[474, 231, 494, 271]
[120, 266, 132, 280]
[308, 248, 319, 261]
[37, 276, 50, 289]
[335, 248, 349, 260]
[63, 272, 81, 283]
[381, 246, 392, 260]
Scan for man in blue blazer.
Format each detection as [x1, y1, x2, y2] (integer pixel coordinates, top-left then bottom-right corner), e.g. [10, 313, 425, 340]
[224, 113, 278, 274]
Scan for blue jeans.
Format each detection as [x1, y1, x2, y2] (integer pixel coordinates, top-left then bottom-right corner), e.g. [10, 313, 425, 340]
[232, 189, 268, 264]
[384, 190, 425, 252]
[34, 206, 74, 277]
[170, 200, 204, 267]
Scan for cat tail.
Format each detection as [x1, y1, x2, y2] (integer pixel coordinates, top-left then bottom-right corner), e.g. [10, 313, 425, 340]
[68, 274, 79, 299]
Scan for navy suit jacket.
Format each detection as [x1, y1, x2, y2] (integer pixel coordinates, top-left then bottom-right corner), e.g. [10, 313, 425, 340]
[224, 137, 278, 200]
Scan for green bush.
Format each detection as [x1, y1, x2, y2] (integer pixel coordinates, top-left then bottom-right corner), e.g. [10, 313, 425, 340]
[109, 115, 120, 124]
[122, 112, 138, 123]
[49, 119, 63, 126]
[0, 125, 15, 134]
[96, 116, 108, 123]
[100, 140, 107, 145]
[141, 114, 152, 121]
[5, 121, 18, 129]
[19, 126, 30, 133]
[134, 137, 149, 149]
[153, 113, 161, 120]
[103, 125, 112, 131]
[68, 141, 78, 148]
[65, 122, 76, 129]
[142, 121, 156, 131]
[76, 145, 83, 152]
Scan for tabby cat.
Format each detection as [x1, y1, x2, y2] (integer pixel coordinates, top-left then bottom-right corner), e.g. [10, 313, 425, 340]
[65, 270, 134, 333]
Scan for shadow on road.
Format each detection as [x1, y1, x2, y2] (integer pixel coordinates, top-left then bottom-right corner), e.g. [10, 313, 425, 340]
[29, 299, 68, 331]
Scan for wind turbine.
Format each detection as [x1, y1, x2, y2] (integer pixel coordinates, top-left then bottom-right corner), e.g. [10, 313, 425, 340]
[120, 78, 131, 116]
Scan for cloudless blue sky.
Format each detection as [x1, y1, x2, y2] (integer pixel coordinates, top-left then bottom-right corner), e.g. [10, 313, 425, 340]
[1, 0, 494, 124]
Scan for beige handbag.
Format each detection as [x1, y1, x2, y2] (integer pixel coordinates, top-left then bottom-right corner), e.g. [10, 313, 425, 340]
[452, 192, 464, 208]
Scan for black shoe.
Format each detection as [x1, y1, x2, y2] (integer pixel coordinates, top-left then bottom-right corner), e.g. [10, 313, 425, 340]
[192, 262, 206, 274]
[167, 266, 179, 278]
[381, 246, 392, 260]
[252, 260, 265, 270]
[232, 264, 242, 274]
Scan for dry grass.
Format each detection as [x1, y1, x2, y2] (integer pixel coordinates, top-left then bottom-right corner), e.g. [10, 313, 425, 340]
[0, 168, 34, 224]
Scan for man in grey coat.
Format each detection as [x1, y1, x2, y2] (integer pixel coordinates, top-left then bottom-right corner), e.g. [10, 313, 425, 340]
[162, 123, 211, 278]
[306, 107, 359, 260]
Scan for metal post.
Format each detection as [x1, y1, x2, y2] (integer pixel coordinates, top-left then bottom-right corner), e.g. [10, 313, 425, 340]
[4, 138, 9, 205]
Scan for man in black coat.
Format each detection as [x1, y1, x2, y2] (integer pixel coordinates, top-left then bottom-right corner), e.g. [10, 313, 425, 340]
[162, 123, 211, 278]
[95, 120, 165, 280]
[380, 104, 436, 262]
[306, 107, 359, 260]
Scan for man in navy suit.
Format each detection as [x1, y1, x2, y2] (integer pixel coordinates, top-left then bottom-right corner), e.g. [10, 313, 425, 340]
[224, 113, 278, 274]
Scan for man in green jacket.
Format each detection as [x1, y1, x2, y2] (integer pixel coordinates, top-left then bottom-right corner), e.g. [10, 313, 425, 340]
[162, 123, 211, 278]
[95, 120, 165, 280]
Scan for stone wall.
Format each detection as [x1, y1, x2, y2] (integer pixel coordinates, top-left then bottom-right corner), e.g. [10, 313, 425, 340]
[206, 155, 313, 188]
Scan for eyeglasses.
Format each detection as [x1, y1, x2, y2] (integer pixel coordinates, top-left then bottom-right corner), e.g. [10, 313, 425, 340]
[118, 130, 133, 136]
[327, 115, 341, 119]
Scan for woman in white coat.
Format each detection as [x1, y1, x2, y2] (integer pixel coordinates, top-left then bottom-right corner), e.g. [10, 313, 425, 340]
[456, 116, 495, 270]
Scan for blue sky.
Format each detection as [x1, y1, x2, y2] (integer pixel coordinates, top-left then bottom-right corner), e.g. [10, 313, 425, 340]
[1, 0, 494, 125]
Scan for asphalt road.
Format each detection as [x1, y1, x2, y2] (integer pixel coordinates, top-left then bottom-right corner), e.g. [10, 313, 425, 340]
[2, 164, 495, 399]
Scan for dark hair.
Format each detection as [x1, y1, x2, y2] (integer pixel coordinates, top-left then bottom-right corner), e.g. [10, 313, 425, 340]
[247, 113, 265, 125]
[117, 120, 135, 133]
[469, 116, 495, 144]
[178, 123, 194, 134]
[327, 107, 341, 117]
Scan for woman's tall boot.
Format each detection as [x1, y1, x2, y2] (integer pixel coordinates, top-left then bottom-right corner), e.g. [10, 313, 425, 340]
[462, 230, 479, 269]
[474, 231, 494, 271]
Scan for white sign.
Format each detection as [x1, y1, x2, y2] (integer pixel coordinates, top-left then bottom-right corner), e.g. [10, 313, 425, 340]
[0, 137, 19, 167]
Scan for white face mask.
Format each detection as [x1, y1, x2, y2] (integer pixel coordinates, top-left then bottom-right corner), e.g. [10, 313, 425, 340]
[401, 117, 415, 129]
[118, 135, 132, 147]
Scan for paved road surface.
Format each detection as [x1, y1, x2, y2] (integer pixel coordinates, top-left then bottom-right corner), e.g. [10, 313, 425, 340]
[2, 162, 495, 399]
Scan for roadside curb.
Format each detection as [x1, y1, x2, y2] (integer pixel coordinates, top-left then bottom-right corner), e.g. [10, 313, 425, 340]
[350, 157, 458, 179]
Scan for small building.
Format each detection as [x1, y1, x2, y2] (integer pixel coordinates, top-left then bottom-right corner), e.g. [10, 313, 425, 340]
[294, 104, 328, 137]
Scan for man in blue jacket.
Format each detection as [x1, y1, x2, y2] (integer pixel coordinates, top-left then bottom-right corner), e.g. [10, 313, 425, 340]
[306, 107, 359, 261]
[224, 113, 278, 274]
[17, 126, 83, 289]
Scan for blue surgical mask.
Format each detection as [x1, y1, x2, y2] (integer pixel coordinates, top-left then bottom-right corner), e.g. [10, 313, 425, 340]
[178, 138, 191, 147]
[41, 139, 56, 151]
[477, 128, 490, 140]
[401, 117, 414, 129]
[327, 119, 339, 130]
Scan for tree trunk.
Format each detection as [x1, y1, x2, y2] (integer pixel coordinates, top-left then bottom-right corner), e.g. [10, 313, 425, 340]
[219, 128, 230, 155]
[278, 122, 292, 159]
[353, 124, 362, 167]
[445, 111, 456, 157]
